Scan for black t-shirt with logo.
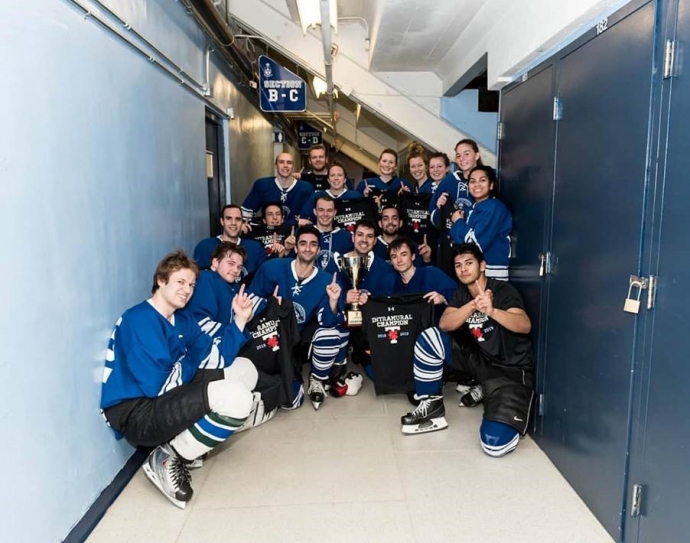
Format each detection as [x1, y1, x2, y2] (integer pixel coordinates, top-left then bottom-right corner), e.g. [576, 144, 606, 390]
[362, 293, 434, 394]
[449, 279, 533, 369]
[334, 198, 378, 233]
[238, 298, 301, 410]
[436, 198, 458, 278]
[301, 171, 330, 192]
[399, 191, 438, 259]
[245, 223, 293, 258]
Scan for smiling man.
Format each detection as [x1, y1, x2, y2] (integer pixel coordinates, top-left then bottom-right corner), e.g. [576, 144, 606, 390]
[193, 204, 267, 277]
[248, 226, 348, 410]
[241, 152, 314, 224]
[400, 243, 534, 458]
[101, 251, 258, 508]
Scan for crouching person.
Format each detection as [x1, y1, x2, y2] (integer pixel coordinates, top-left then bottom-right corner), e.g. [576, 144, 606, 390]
[100, 251, 257, 508]
[401, 243, 534, 458]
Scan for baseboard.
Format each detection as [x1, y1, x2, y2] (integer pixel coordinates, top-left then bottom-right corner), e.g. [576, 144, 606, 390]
[63, 448, 148, 543]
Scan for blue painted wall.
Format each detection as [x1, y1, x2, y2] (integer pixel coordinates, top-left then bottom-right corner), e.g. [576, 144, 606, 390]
[0, 0, 273, 540]
[441, 89, 498, 153]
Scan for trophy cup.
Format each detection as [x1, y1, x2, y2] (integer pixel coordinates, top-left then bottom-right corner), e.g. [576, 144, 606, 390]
[339, 255, 367, 327]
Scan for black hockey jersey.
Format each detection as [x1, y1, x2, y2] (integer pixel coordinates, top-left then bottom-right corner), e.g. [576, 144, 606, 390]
[238, 297, 300, 411]
[362, 294, 433, 395]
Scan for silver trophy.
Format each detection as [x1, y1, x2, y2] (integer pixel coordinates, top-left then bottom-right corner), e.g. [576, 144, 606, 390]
[337, 254, 368, 327]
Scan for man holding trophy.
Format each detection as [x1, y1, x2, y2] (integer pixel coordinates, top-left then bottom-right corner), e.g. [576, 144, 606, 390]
[335, 220, 397, 380]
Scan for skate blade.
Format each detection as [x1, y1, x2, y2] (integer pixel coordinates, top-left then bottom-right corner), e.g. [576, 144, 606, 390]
[310, 400, 323, 411]
[401, 417, 449, 435]
[142, 463, 187, 510]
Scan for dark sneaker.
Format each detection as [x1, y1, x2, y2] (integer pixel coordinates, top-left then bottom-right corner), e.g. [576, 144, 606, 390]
[308, 375, 326, 410]
[459, 385, 484, 407]
[401, 395, 448, 435]
[142, 443, 193, 509]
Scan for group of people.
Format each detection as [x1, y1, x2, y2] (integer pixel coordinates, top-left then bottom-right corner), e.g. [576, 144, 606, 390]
[100, 139, 534, 509]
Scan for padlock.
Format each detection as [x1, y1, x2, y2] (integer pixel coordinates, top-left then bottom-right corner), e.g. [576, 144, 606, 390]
[624, 282, 642, 314]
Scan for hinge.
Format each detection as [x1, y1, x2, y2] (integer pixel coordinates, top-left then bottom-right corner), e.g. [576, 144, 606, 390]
[538, 393, 544, 416]
[663, 40, 677, 79]
[497, 122, 504, 140]
[647, 275, 657, 309]
[631, 484, 643, 518]
[553, 97, 562, 121]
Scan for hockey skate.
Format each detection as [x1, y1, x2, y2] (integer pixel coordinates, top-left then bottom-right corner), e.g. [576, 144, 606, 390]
[459, 385, 484, 408]
[401, 396, 448, 435]
[308, 375, 326, 410]
[142, 443, 193, 509]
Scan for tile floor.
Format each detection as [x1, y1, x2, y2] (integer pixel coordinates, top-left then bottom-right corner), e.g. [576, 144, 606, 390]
[88, 375, 613, 543]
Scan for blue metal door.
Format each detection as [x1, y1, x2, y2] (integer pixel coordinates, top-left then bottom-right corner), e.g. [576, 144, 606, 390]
[540, 2, 656, 539]
[498, 64, 556, 434]
[626, 1, 690, 540]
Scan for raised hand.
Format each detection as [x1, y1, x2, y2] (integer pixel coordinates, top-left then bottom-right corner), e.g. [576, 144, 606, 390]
[284, 226, 296, 252]
[474, 283, 494, 317]
[363, 180, 371, 197]
[241, 222, 252, 234]
[271, 232, 286, 257]
[272, 284, 282, 305]
[326, 272, 342, 303]
[418, 233, 432, 263]
[436, 192, 448, 209]
[232, 284, 254, 329]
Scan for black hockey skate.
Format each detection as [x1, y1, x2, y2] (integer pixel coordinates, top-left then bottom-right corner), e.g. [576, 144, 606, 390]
[142, 443, 193, 509]
[459, 385, 483, 408]
[401, 395, 448, 435]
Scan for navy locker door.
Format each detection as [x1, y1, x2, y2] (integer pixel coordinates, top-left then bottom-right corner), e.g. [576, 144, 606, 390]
[498, 65, 556, 435]
[631, 1, 690, 540]
[540, 2, 655, 539]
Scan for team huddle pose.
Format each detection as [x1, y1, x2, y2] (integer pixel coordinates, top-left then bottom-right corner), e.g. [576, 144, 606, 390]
[100, 140, 534, 509]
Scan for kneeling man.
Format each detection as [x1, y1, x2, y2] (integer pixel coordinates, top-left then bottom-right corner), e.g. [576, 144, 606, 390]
[401, 243, 534, 458]
[101, 251, 257, 508]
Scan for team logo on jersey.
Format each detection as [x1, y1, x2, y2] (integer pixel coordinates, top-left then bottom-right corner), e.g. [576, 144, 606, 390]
[466, 310, 489, 342]
[317, 249, 333, 269]
[385, 326, 400, 344]
[293, 302, 307, 324]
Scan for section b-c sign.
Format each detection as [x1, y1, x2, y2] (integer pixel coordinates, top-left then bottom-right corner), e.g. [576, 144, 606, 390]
[259, 55, 306, 113]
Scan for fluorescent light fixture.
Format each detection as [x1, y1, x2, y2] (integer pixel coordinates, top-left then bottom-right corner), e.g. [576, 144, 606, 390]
[296, 0, 338, 34]
[312, 76, 338, 99]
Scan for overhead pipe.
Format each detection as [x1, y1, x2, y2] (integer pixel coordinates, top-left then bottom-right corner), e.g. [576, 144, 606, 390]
[64, 0, 224, 115]
[89, 0, 208, 94]
[318, 0, 337, 134]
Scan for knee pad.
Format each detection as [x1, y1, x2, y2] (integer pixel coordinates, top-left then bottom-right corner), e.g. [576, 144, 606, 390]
[480, 419, 520, 458]
[207, 379, 254, 419]
[223, 356, 259, 390]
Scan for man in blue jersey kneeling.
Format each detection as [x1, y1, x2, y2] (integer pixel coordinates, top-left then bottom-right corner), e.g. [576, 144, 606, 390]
[101, 251, 257, 509]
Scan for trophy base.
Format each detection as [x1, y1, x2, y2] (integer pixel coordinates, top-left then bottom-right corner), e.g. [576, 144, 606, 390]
[346, 309, 363, 328]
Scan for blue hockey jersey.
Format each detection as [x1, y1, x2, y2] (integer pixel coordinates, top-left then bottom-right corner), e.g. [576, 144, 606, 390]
[392, 265, 457, 323]
[449, 198, 512, 280]
[316, 228, 354, 275]
[185, 270, 265, 338]
[241, 177, 314, 223]
[101, 301, 250, 409]
[429, 171, 475, 228]
[355, 176, 412, 194]
[248, 258, 344, 330]
[193, 236, 267, 276]
[299, 189, 362, 222]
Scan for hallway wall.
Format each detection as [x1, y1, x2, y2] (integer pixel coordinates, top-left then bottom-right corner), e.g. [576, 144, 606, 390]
[0, 1, 273, 540]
